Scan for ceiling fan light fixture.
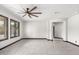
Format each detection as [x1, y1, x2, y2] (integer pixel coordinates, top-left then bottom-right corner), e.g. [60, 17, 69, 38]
[18, 6, 42, 18]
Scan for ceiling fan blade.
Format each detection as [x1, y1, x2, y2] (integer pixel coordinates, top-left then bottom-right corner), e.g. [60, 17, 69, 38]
[22, 8, 26, 11]
[17, 10, 26, 14]
[28, 14, 32, 18]
[17, 12, 24, 14]
[22, 14, 27, 17]
[29, 6, 37, 12]
[31, 14, 38, 17]
[31, 12, 42, 14]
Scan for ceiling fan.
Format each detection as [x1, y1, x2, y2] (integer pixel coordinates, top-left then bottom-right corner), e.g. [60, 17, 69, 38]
[19, 6, 42, 18]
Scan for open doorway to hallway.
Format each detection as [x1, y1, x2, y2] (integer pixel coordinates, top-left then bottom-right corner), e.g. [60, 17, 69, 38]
[53, 22, 64, 40]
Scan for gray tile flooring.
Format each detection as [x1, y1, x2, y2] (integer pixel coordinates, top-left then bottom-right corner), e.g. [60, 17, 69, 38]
[0, 39, 79, 55]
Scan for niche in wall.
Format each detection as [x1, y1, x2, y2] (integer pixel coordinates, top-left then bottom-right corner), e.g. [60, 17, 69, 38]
[10, 19, 20, 38]
[0, 15, 8, 41]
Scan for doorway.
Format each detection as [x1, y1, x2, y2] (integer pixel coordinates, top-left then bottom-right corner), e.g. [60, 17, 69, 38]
[53, 22, 63, 40]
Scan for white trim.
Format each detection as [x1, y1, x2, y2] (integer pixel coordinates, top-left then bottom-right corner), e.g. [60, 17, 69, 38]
[49, 19, 67, 41]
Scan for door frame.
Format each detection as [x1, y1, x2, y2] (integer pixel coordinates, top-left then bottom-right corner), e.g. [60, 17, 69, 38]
[49, 20, 67, 41]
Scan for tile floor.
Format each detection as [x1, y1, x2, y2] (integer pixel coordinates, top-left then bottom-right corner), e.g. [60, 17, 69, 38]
[0, 39, 79, 55]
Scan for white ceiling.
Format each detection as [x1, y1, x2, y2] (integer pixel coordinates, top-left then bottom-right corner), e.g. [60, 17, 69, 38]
[2, 4, 79, 21]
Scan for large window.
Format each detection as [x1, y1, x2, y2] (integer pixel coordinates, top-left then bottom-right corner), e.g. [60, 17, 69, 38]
[0, 15, 8, 41]
[10, 19, 20, 38]
[15, 22, 20, 37]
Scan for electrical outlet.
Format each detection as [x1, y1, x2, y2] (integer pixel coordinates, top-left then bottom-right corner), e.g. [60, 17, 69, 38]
[75, 41, 77, 43]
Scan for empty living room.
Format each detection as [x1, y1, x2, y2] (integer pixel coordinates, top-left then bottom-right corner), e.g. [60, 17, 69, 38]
[0, 1, 79, 59]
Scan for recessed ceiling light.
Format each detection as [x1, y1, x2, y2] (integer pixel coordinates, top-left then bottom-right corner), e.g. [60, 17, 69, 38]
[74, 11, 78, 14]
[54, 12, 60, 14]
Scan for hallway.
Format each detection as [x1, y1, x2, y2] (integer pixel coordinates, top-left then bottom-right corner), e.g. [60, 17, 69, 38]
[0, 39, 79, 55]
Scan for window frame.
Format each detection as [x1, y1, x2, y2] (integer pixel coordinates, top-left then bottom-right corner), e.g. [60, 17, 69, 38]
[15, 21, 20, 37]
[10, 19, 20, 38]
[0, 15, 8, 41]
